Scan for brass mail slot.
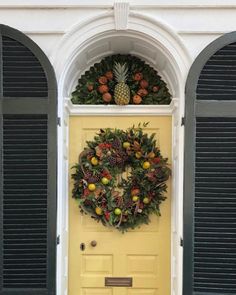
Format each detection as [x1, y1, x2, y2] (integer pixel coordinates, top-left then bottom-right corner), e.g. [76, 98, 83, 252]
[105, 277, 133, 287]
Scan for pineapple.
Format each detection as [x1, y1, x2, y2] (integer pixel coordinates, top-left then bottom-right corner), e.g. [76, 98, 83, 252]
[113, 62, 130, 105]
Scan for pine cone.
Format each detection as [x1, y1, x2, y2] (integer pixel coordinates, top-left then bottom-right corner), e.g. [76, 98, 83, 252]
[120, 151, 128, 162]
[88, 173, 101, 183]
[116, 156, 124, 167]
[112, 138, 122, 150]
[107, 156, 117, 166]
[83, 169, 93, 180]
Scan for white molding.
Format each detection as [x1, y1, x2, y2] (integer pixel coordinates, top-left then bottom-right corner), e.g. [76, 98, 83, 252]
[53, 9, 188, 295]
[52, 10, 191, 99]
[1, 0, 236, 8]
[65, 98, 178, 116]
[131, 3, 236, 9]
[23, 30, 65, 35]
[178, 30, 226, 35]
[114, 0, 130, 30]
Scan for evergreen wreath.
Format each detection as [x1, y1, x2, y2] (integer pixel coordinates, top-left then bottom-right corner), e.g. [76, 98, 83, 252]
[71, 54, 171, 105]
[72, 123, 171, 232]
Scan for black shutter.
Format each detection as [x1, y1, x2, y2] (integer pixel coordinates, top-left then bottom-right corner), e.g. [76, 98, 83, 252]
[184, 32, 236, 295]
[2, 36, 48, 97]
[0, 25, 57, 295]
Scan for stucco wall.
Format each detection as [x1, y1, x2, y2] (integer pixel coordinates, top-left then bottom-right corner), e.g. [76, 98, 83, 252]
[1, 1, 236, 64]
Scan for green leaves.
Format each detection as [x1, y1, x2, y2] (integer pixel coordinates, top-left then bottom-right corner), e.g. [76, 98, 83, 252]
[71, 54, 171, 105]
[71, 124, 171, 232]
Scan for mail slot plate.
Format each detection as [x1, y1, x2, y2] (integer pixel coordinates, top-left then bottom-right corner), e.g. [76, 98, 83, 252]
[105, 277, 133, 287]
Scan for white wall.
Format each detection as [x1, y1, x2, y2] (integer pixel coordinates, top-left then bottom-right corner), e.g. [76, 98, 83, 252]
[1, 1, 236, 61]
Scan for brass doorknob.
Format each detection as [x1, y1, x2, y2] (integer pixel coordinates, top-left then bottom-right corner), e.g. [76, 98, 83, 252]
[90, 240, 97, 247]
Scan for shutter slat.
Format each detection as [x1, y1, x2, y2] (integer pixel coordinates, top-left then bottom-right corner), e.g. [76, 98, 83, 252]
[2, 36, 48, 98]
[197, 41, 236, 100]
[193, 117, 236, 293]
[2, 115, 49, 289]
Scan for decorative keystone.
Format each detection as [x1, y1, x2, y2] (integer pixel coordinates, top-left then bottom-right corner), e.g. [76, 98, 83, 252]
[114, 0, 130, 30]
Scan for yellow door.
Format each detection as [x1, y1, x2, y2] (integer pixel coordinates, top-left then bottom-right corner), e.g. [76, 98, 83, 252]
[69, 116, 171, 295]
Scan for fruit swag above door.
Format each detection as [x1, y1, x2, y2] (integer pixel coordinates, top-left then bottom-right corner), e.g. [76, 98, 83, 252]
[71, 54, 171, 105]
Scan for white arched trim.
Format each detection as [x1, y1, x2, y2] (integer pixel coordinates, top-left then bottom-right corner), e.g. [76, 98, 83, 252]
[53, 10, 191, 98]
[52, 10, 191, 295]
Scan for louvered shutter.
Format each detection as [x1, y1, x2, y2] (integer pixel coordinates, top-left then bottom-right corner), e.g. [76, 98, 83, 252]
[184, 32, 236, 295]
[0, 25, 57, 295]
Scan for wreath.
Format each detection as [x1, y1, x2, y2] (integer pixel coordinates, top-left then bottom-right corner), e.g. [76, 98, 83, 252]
[72, 123, 171, 232]
[71, 54, 171, 105]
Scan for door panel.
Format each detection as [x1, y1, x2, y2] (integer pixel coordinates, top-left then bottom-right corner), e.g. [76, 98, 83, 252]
[69, 116, 171, 295]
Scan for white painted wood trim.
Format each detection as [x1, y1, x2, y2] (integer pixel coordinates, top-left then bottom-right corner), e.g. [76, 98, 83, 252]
[65, 98, 178, 116]
[1, 0, 236, 8]
[178, 30, 226, 35]
[114, 0, 130, 30]
[54, 8, 188, 295]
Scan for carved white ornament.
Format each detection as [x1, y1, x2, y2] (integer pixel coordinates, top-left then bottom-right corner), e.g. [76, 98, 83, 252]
[114, 0, 130, 30]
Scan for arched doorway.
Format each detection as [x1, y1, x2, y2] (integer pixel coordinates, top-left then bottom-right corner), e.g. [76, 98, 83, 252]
[184, 32, 236, 295]
[0, 25, 57, 295]
[53, 10, 190, 295]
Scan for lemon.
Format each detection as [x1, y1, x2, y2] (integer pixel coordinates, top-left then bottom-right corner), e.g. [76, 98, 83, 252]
[143, 197, 150, 204]
[88, 183, 96, 191]
[135, 151, 142, 159]
[142, 161, 151, 169]
[132, 196, 139, 202]
[91, 157, 98, 166]
[95, 207, 103, 215]
[114, 208, 122, 215]
[101, 177, 109, 185]
[123, 142, 130, 149]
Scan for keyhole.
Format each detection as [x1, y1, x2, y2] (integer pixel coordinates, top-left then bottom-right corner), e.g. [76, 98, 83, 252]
[80, 243, 85, 251]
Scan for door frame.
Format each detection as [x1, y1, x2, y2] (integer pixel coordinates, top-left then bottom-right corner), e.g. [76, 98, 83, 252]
[60, 99, 181, 294]
[53, 10, 190, 295]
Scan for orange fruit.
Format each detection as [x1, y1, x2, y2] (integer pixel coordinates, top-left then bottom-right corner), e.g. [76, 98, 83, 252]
[98, 76, 108, 84]
[133, 95, 142, 104]
[140, 79, 149, 89]
[134, 72, 143, 81]
[105, 71, 113, 80]
[131, 188, 140, 196]
[102, 92, 112, 103]
[137, 88, 148, 97]
[98, 84, 109, 94]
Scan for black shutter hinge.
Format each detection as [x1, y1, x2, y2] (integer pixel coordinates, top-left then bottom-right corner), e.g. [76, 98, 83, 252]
[57, 117, 61, 126]
[56, 235, 60, 245]
[180, 237, 183, 247]
[181, 117, 185, 126]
